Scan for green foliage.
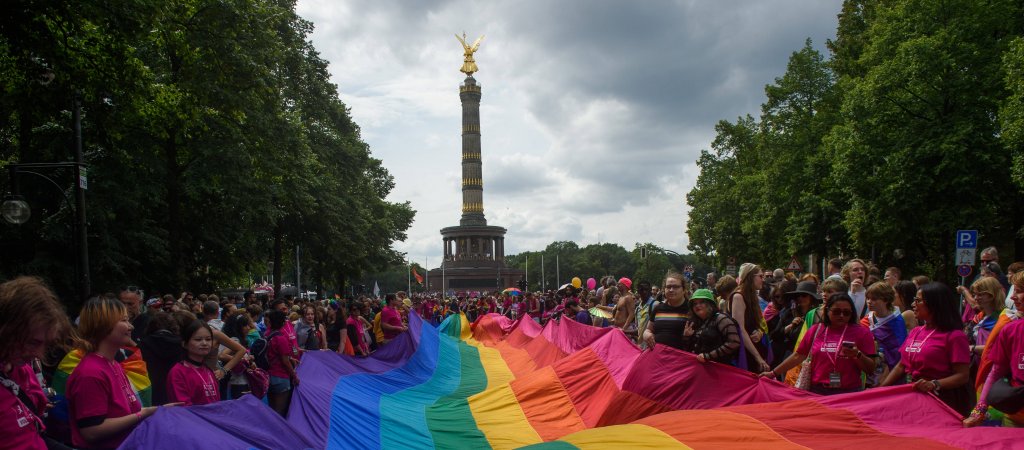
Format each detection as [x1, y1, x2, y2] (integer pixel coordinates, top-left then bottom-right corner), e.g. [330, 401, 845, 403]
[0, 0, 414, 307]
[686, 0, 1024, 280]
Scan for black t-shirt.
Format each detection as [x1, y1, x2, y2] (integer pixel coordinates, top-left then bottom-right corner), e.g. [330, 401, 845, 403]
[651, 301, 691, 350]
[327, 320, 344, 351]
[346, 323, 364, 355]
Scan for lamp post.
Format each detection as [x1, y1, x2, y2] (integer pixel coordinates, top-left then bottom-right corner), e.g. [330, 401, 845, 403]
[3, 94, 91, 302]
[3, 161, 90, 301]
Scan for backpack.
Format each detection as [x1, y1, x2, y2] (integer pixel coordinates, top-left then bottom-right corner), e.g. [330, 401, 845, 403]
[252, 331, 280, 370]
[303, 326, 320, 351]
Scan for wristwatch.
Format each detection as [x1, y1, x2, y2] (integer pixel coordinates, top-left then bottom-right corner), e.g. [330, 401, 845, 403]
[931, 379, 941, 392]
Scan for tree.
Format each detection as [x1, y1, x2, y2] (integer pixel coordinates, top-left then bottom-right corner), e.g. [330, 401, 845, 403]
[826, 0, 1020, 277]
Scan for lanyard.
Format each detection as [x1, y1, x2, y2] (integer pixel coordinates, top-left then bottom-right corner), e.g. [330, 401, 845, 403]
[823, 325, 848, 368]
[906, 327, 938, 367]
[186, 362, 216, 398]
[106, 356, 139, 410]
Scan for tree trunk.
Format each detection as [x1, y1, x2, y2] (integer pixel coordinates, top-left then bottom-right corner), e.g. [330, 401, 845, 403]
[273, 222, 283, 298]
[165, 136, 186, 289]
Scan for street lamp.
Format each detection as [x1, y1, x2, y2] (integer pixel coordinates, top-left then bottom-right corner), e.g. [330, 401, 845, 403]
[1, 195, 31, 224]
[2, 93, 90, 302]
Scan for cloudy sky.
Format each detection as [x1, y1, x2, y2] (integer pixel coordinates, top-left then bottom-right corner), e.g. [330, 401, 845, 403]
[295, 0, 843, 268]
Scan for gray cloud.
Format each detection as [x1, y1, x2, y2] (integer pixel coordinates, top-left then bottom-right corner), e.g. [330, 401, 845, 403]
[296, 0, 842, 262]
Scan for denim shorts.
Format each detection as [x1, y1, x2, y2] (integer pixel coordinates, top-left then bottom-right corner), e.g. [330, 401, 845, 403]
[269, 375, 292, 394]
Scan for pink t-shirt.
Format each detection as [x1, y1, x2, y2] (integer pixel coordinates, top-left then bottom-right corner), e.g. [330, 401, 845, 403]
[166, 361, 220, 406]
[66, 352, 142, 449]
[0, 363, 46, 450]
[381, 306, 403, 339]
[267, 331, 294, 378]
[797, 323, 876, 389]
[899, 326, 970, 380]
[988, 319, 1024, 386]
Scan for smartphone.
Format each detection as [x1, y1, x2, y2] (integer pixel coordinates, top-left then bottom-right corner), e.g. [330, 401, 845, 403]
[842, 341, 855, 349]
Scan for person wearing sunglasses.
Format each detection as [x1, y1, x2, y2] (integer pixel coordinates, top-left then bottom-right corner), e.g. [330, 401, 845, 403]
[880, 283, 972, 416]
[762, 292, 876, 394]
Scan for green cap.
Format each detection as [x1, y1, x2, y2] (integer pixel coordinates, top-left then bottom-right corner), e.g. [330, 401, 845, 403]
[691, 288, 715, 301]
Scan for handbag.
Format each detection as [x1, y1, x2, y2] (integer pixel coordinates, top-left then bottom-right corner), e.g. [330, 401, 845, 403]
[244, 364, 270, 399]
[795, 325, 822, 391]
[987, 377, 1024, 414]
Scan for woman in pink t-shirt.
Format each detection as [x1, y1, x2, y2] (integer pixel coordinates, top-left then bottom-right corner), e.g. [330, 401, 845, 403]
[380, 293, 408, 343]
[166, 320, 220, 406]
[880, 282, 972, 416]
[265, 310, 299, 417]
[763, 293, 877, 395]
[0, 277, 72, 450]
[67, 297, 182, 449]
[965, 271, 1024, 426]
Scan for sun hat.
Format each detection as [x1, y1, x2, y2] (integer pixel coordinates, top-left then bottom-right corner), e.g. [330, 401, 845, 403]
[691, 289, 715, 302]
[783, 281, 821, 301]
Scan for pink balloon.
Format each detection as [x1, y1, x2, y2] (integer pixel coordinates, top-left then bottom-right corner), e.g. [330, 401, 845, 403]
[586, 277, 597, 290]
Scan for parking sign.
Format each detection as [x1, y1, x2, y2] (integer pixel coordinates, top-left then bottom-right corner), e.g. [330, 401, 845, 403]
[955, 230, 978, 266]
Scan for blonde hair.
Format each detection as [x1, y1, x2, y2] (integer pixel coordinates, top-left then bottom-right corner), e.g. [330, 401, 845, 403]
[0, 277, 72, 364]
[727, 263, 763, 330]
[840, 258, 867, 283]
[75, 297, 127, 353]
[971, 277, 1006, 309]
[821, 278, 849, 295]
[865, 281, 896, 306]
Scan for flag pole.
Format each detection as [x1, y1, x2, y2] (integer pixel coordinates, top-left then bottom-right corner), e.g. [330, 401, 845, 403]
[408, 257, 412, 293]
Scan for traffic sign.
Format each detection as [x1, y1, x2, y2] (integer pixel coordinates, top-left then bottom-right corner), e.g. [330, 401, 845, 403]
[956, 249, 976, 266]
[725, 265, 737, 277]
[785, 256, 803, 272]
[956, 230, 978, 249]
[956, 264, 972, 278]
[728, 256, 736, 265]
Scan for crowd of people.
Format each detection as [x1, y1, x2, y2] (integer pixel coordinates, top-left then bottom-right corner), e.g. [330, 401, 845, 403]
[1, 247, 1022, 449]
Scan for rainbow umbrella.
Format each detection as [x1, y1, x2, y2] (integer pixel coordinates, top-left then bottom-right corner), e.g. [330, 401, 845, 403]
[502, 287, 522, 296]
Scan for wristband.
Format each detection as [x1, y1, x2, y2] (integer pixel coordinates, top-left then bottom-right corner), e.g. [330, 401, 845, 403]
[931, 379, 941, 392]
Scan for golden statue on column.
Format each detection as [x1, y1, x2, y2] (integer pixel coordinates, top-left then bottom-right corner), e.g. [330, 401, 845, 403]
[456, 32, 484, 76]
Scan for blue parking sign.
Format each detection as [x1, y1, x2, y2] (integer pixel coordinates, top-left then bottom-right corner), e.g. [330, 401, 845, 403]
[956, 230, 978, 249]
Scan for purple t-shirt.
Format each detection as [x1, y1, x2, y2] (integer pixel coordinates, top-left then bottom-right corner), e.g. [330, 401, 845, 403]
[988, 319, 1024, 386]
[381, 306, 403, 339]
[575, 310, 591, 325]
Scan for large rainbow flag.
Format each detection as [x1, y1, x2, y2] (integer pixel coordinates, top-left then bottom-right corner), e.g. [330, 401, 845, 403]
[121, 313, 1019, 449]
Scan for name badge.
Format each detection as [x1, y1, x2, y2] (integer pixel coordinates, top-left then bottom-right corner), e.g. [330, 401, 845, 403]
[906, 340, 924, 353]
[829, 371, 841, 388]
[17, 415, 29, 428]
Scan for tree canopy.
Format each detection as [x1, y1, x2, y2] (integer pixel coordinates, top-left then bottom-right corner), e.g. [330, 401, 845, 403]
[686, 0, 1024, 279]
[0, 0, 414, 309]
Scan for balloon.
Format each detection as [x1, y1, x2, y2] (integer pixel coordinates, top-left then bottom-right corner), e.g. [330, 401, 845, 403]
[571, 277, 582, 289]
[586, 277, 596, 290]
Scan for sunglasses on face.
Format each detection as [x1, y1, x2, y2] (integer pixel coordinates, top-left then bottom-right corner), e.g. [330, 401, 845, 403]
[830, 309, 853, 317]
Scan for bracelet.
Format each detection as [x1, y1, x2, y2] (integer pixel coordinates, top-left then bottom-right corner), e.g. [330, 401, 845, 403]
[931, 379, 941, 392]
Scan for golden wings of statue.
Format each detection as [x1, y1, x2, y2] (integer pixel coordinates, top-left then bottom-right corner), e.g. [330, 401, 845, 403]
[456, 32, 485, 76]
